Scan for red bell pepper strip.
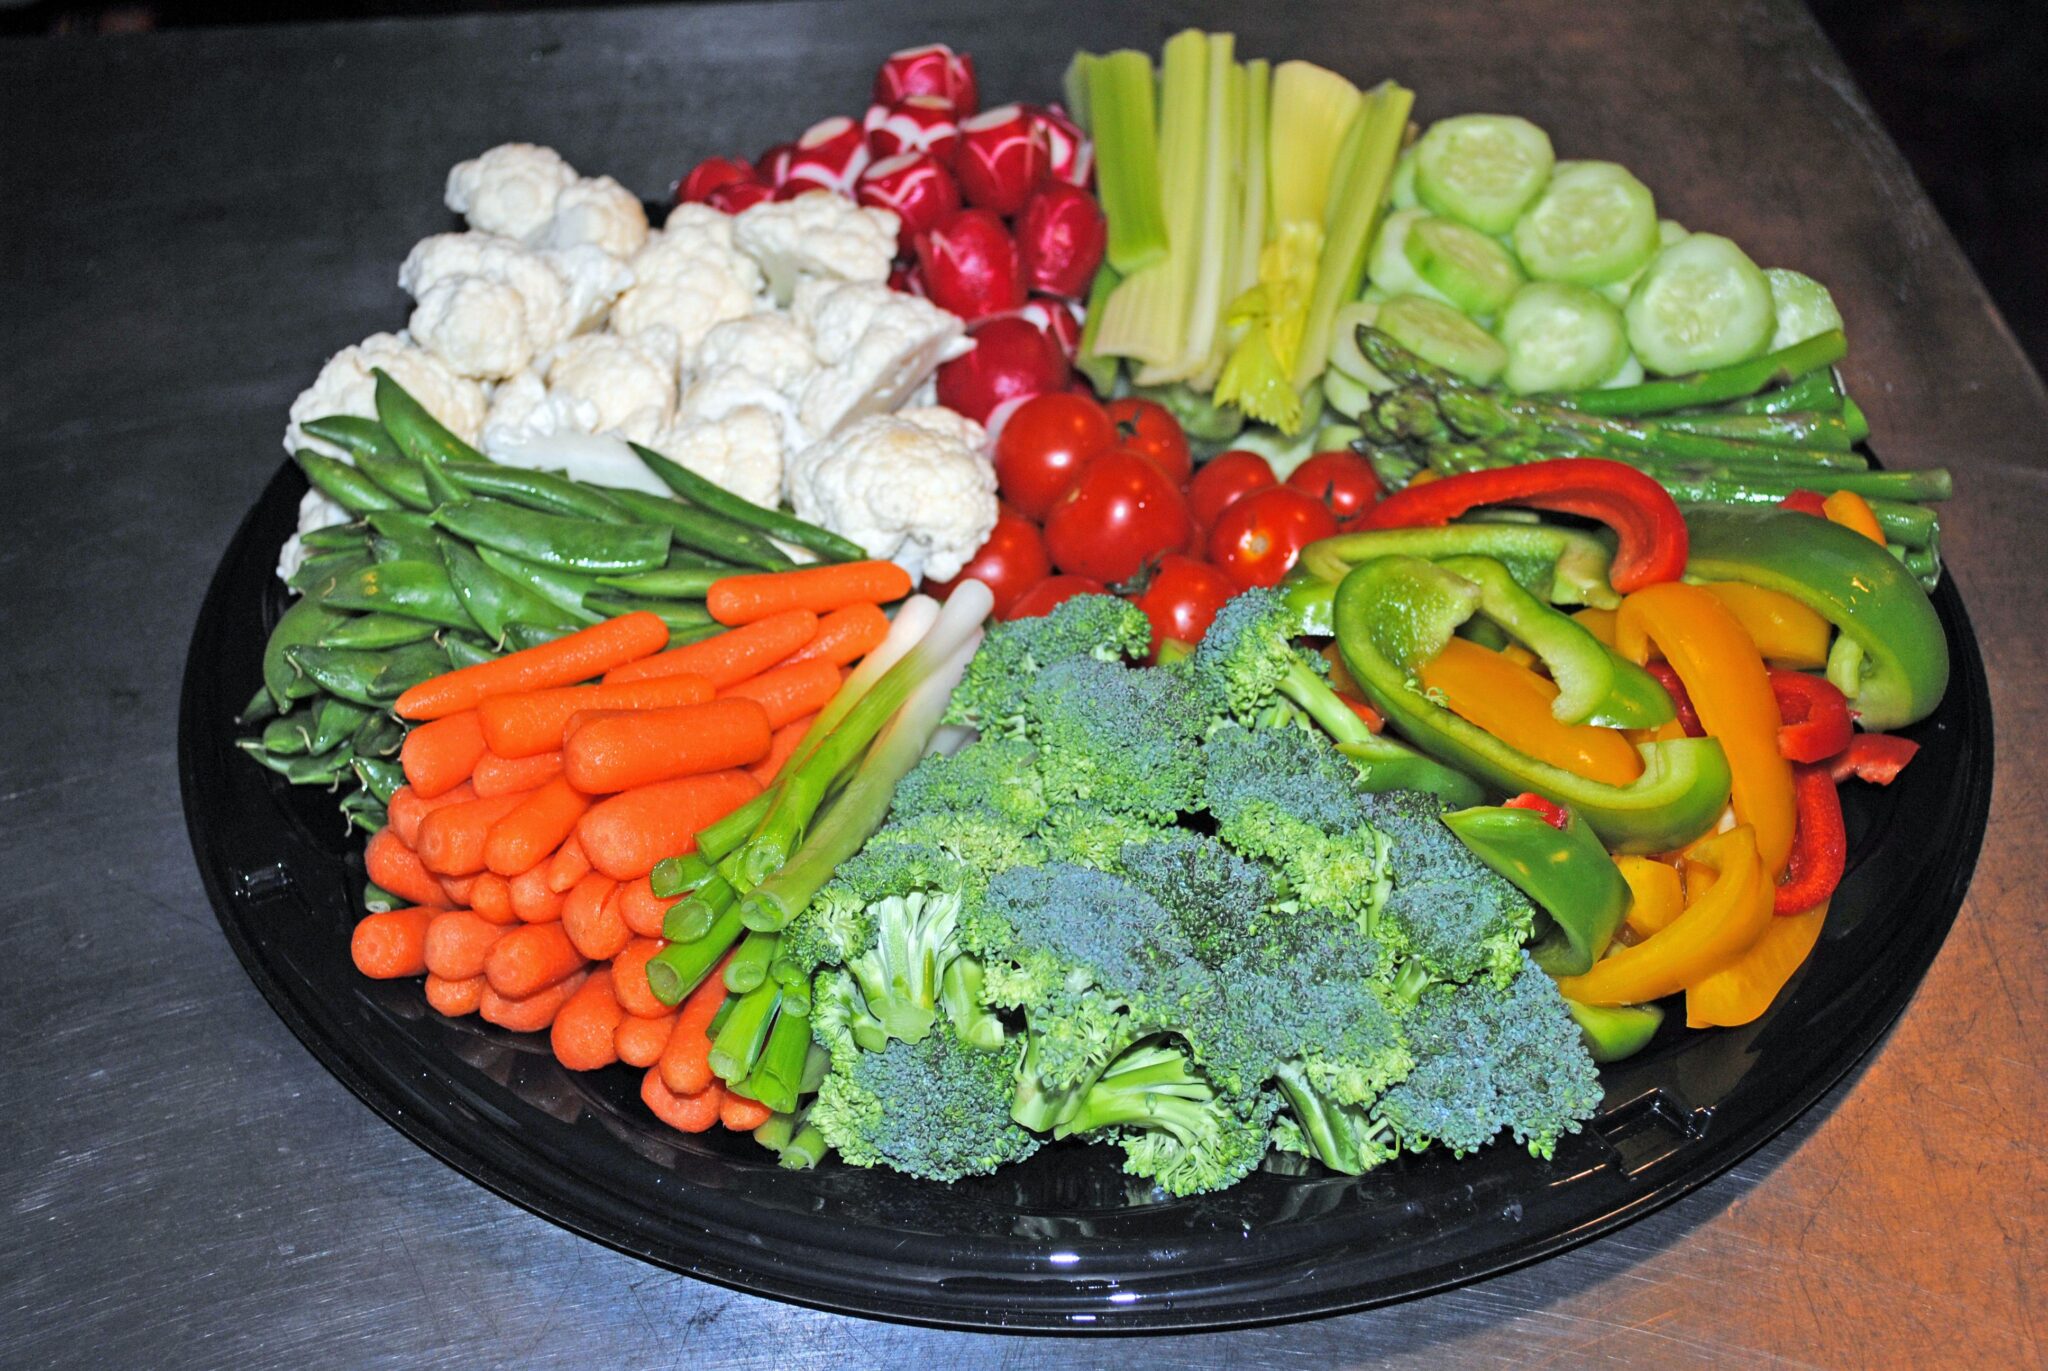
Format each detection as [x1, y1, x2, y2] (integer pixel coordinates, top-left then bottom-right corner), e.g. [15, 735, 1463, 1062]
[1778, 489, 1829, 517]
[1774, 763, 1846, 914]
[1769, 670, 1854, 763]
[1503, 791, 1571, 829]
[1826, 733, 1920, 785]
[1646, 662, 1703, 737]
[1361, 458, 1688, 593]
[1339, 695, 1386, 733]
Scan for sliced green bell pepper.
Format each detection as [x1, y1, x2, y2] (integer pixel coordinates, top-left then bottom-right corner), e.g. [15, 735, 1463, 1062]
[1564, 999, 1665, 1063]
[1336, 735, 1486, 807]
[1683, 506, 1948, 732]
[1443, 801, 1631, 976]
[1301, 522, 1623, 610]
[1332, 555, 1732, 852]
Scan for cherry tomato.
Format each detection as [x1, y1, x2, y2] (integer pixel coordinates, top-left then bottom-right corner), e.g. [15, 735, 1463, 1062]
[1207, 486, 1339, 589]
[1187, 450, 1278, 531]
[1134, 554, 1239, 656]
[1000, 573, 1108, 621]
[992, 392, 1115, 519]
[1285, 450, 1382, 527]
[1042, 450, 1193, 584]
[1105, 396, 1193, 485]
[923, 511, 1053, 617]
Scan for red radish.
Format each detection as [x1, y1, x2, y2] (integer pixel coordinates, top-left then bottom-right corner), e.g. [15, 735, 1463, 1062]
[708, 180, 774, 214]
[914, 207, 1025, 321]
[756, 141, 796, 187]
[1027, 105, 1094, 187]
[1014, 181, 1107, 298]
[856, 153, 961, 252]
[864, 95, 962, 163]
[783, 115, 871, 194]
[935, 316, 1070, 423]
[954, 104, 1050, 216]
[1018, 295, 1084, 357]
[677, 156, 758, 205]
[872, 43, 979, 116]
[888, 261, 926, 296]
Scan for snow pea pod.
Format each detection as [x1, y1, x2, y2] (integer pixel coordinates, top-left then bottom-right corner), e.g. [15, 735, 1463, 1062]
[473, 546, 603, 623]
[441, 538, 583, 645]
[236, 738, 357, 786]
[442, 634, 503, 669]
[262, 596, 350, 709]
[364, 510, 442, 564]
[594, 567, 725, 599]
[582, 595, 717, 633]
[260, 709, 315, 755]
[351, 708, 407, 757]
[372, 369, 487, 465]
[631, 442, 865, 562]
[318, 559, 478, 631]
[287, 640, 450, 706]
[337, 788, 388, 834]
[353, 450, 433, 511]
[352, 756, 406, 804]
[239, 686, 279, 726]
[300, 524, 372, 553]
[433, 497, 670, 573]
[601, 486, 792, 571]
[288, 550, 376, 596]
[500, 624, 569, 652]
[294, 449, 400, 516]
[300, 415, 405, 462]
[317, 612, 438, 650]
[443, 460, 634, 524]
[309, 696, 373, 754]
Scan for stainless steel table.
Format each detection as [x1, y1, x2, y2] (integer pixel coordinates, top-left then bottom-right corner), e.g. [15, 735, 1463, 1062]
[4, 2, 2042, 1364]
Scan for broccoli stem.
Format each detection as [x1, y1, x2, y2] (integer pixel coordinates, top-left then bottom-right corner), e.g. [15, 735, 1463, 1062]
[646, 900, 745, 1006]
[1275, 1063, 1393, 1175]
[1050, 1043, 1215, 1141]
[708, 981, 782, 1085]
[1278, 656, 1376, 746]
[739, 1001, 814, 1113]
[940, 956, 1007, 1051]
[724, 929, 781, 993]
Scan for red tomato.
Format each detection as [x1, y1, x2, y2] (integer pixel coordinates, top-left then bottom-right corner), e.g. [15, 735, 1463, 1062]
[1000, 573, 1108, 621]
[1134, 554, 1239, 656]
[1042, 451, 1193, 584]
[992, 392, 1115, 519]
[1207, 486, 1340, 589]
[1104, 397, 1193, 485]
[923, 511, 1052, 617]
[1285, 450, 1382, 526]
[1187, 450, 1278, 530]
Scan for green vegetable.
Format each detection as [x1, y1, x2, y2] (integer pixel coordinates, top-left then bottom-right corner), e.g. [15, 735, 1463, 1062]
[262, 596, 350, 709]
[1376, 295, 1507, 385]
[372, 369, 487, 465]
[431, 497, 670, 574]
[318, 558, 478, 631]
[1560, 329, 1847, 416]
[1404, 214, 1525, 318]
[1075, 49, 1168, 275]
[1565, 999, 1664, 1063]
[440, 538, 582, 644]
[1623, 233, 1777, 376]
[1498, 281, 1629, 394]
[599, 486, 791, 571]
[1444, 801, 1630, 976]
[293, 449, 399, 516]
[442, 460, 632, 523]
[810, 1020, 1041, 1183]
[1290, 78, 1413, 392]
[1413, 114, 1554, 235]
[630, 442, 865, 562]
[1511, 160, 1659, 287]
[299, 415, 403, 462]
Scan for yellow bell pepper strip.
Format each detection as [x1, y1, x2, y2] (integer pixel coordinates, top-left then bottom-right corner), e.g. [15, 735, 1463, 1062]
[1419, 638, 1645, 786]
[1685, 900, 1829, 1028]
[1572, 606, 1618, 647]
[1616, 580, 1798, 877]
[1821, 489, 1886, 545]
[1554, 824, 1774, 1006]
[1700, 583, 1831, 669]
[1617, 855, 1684, 938]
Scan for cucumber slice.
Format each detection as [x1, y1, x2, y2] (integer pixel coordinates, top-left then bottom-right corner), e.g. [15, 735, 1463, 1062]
[1658, 218, 1689, 248]
[1499, 282, 1629, 394]
[1378, 294, 1507, 385]
[1596, 221, 1687, 306]
[1765, 268, 1844, 351]
[1511, 160, 1658, 287]
[1413, 114, 1554, 234]
[1599, 352, 1645, 388]
[1367, 208, 1451, 304]
[1390, 144, 1420, 210]
[1624, 233, 1776, 375]
[1403, 215, 1526, 318]
[1322, 365, 1377, 419]
[1329, 299, 1395, 392]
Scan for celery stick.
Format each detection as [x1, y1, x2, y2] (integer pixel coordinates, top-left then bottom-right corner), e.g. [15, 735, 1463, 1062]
[1191, 59, 1252, 393]
[1232, 59, 1271, 308]
[1143, 32, 1238, 384]
[1075, 262, 1123, 396]
[1083, 51, 1167, 276]
[1062, 51, 1094, 129]
[1267, 61, 1363, 229]
[1291, 79, 1414, 391]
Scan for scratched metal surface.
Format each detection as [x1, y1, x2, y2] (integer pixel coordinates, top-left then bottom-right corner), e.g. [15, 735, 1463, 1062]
[1, 0, 2042, 1364]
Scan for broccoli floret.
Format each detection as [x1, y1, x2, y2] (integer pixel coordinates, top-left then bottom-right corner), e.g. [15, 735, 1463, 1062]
[1114, 830, 1277, 969]
[1201, 721, 1370, 834]
[869, 809, 1047, 886]
[1212, 802, 1390, 934]
[1053, 1038, 1279, 1197]
[843, 888, 974, 1046]
[945, 593, 1153, 731]
[1035, 804, 1169, 873]
[1020, 656, 1209, 822]
[889, 736, 1050, 829]
[1373, 952, 1603, 1160]
[1364, 789, 1536, 986]
[1272, 1065, 1401, 1176]
[1190, 588, 1372, 744]
[779, 833, 974, 981]
[810, 1024, 1041, 1182]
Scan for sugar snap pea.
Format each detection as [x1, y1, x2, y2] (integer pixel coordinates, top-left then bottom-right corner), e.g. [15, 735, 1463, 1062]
[287, 641, 449, 706]
[294, 449, 401, 516]
[372, 369, 488, 465]
[300, 524, 371, 553]
[500, 624, 570, 652]
[600, 486, 790, 571]
[442, 635, 502, 669]
[632, 442, 865, 563]
[444, 461, 634, 523]
[288, 550, 375, 596]
[594, 567, 725, 599]
[318, 559, 479, 631]
[261, 710, 316, 755]
[351, 711, 407, 759]
[441, 538, 583, 645]
[317, 612, 438, 650]
[263, 596, 350, 709]
[473, 546, 603, 623]
[433, 497, 669, 573]
[236, 738, 357, 786]
[301, 415, 405, 462]
[338, 789, 388, 835]
[309, 696, 372, 753]
[352, 756, 406, 804]
[354, 450, 433, 511]
[582, 596, 716, 632]
[239, 686, 279, 726]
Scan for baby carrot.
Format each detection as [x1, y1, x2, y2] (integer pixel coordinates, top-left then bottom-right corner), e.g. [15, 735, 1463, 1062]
[425, 972, 485, 1017]
[438, 873, 480, 908]
[562, 872, 631, 962]
[550, 967, 624, 1071]
[562, 697, 772, 794]
[388, 781, 475, 850]
[424, 909, 512, 981]
[576, 770, 762, 881]
[509, 864, 566, 923]
[480, 969, 588, 1033]
[350, 907, 434, 979]
[609, 937, 669, 1018]
[748, 713, 815, 786]
[546, 833, 591, 892]
[470, 872, 515, 924]
[605, 609, 817, 687]
[617, 876, 671, 940]
[484, 776, 594, 877]
[485, 921, 587, 999]
[783, 602, 890, 667]
[478, 674, 713, 758]
[718, 658, 844, 730]
[472, 749, 563, 798]
[641, 1068, 724, 1133]
[399, 710, 486, 799]
[706, 562, 911, 625]
[720, 1092, 774, 1131]
[615, 1010, 678, 1067]
[395, 611, 669, 720]
[365, 828, 453, 909]
[659, 960, 733, 1097]
[416, 790, 530, 877]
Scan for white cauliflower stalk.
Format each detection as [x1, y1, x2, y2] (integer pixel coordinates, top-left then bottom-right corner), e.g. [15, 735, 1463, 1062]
[540, 244, 635, 337]
[645, 407, 786, 508]
[785, 412, 996, 582]
[733, 191, 898, 304]
[445, 143, 578, 240]
[534, 175, 650, 259]
[792, 280, 969, 437]
[285, 332, 486, 457]
[480, 369, 598, 455]
[546, 333, 677, 444]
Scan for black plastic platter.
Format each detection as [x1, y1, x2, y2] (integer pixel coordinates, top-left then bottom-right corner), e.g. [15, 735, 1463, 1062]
[181, 461, 1993, 1332]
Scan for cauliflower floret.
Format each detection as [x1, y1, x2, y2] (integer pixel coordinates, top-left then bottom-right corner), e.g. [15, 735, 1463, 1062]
[479, 369, 599, 455]
[663, 202, 740, 253]
[407, 276, 535, 380]
[540, 244, 635, 337]
[733, 191, 898, 304]
[276, 488, 353, 584]
[534, 175, 650, 259]
[896, 405, 989, 456]
[445, 143, 578, 240]
[645, 407, 786, 509]
[284, 332, 486, 457]
[611, 218, 764, 368]
[400, 232, 575, 356]
[791, 281, 969, 437]
[545, 333, 676, 444]
[676, 363, 810, 453]
[695, 313, 819, 397]
[785, 412, 997, 582]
